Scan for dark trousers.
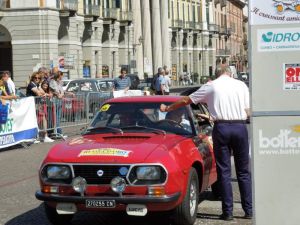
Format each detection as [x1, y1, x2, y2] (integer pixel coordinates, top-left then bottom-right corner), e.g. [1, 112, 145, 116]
[212, 123, 252, 216]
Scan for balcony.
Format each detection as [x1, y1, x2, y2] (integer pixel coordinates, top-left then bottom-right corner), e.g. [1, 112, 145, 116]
[208, 24, 219, 33]
[195, 22, 205, 30]
[216, 49, 231, 56]
[119, 11, 133, 22]
[183, 21, 193, 30]
[84, 4, 100, 22]
[58, 0, 78, 17]
[102, 8, 119, 20]
[171, 19, 183, 28]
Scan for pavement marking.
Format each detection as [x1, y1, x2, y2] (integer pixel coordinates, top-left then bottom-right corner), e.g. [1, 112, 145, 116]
[0, 175, 37, 189]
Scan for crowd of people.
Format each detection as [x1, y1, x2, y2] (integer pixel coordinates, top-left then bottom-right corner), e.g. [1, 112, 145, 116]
[25, 67, 70, 142]
[0, 67, 69, 143]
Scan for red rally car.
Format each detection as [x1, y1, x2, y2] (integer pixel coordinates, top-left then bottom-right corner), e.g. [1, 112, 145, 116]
[35, 96, 217, 225]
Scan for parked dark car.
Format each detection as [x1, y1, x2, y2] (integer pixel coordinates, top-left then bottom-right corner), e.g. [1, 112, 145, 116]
[137, 79, 152, 91]
[127, 74, 140, 90]
[65, 78, 114, 115]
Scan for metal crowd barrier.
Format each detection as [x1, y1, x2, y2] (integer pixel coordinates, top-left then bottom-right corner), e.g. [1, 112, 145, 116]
[33, 92, 113, 138]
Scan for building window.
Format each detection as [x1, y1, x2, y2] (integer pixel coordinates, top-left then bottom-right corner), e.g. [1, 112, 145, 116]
[192, 4, 195, 22]
[128, 0, 132, 11]
[168, 0, 170, 19]
[115, 0, 121, 8]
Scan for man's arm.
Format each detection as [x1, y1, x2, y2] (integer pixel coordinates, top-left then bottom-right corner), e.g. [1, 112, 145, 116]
[124, 77, 131, 92]
[160, 96, 192, 112]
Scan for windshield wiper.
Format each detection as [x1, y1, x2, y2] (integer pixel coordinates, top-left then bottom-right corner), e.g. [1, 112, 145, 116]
[120, 125, 166, 135]
[85, 126, 123, 134]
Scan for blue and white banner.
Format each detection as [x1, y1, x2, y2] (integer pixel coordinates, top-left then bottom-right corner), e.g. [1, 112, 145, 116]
[0, 97, 38, 149]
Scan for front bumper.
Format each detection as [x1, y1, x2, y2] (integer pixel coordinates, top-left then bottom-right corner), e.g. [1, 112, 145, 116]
[35, 191, 181, 204]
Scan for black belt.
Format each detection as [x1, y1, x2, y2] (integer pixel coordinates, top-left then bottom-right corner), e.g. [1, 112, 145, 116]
[214, 120, 247, 124]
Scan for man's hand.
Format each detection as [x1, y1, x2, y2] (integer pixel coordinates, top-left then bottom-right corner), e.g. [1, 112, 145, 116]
[160, 104, 168, 112]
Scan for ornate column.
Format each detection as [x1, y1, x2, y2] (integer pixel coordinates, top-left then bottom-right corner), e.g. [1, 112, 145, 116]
[141, 0, 153, 77]
[132, 0, 143, 78]
[201, 0, 209, 77]
[151, 0, 163, 73]
[160, 0, 170, 69]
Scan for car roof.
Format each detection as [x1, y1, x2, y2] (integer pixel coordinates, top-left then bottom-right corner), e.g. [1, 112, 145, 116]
[106, 96, 182, 103]
[69, 78, 114, 82]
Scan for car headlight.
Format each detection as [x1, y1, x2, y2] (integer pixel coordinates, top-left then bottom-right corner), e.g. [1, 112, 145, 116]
[128, 165, 167, 185]
[136, 166, 161, 180]
[41, 165, 71, 183]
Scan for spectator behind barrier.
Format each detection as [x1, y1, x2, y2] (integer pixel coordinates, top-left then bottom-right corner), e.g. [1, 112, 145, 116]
[0, 72, 18, 101]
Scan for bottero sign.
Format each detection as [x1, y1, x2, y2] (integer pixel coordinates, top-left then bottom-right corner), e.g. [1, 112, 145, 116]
[250, 0, 300, 25]
[257, 28, 300, 52]
[259, 127, 300, 155]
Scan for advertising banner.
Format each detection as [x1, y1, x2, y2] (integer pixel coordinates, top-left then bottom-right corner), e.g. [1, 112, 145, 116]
[250, 0, 300, 224]
[113, 90, 143, 98]
[252, 117, 300, 224]
[250, 0, 300, 25]
[0, 97, 38, 149]
[257, 27, 300, 52]
[283, 63, 300, 90]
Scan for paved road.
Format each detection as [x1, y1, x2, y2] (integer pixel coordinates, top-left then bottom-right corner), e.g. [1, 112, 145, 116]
[0, 136, 252, 225]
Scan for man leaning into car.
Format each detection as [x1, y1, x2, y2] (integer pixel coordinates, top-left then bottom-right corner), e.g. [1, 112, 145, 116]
[113, 68, 131, 92]
[160, 65, 252, 221]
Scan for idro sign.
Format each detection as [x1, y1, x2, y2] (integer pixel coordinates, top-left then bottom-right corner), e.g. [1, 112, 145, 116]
[250, 0, 300, 25]
[257, 28, 300, 52]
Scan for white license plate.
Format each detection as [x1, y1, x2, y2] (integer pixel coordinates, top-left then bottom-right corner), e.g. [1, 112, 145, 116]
[85, 200, 116, 208]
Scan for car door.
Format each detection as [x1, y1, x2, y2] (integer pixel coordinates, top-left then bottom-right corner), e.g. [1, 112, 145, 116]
[189, 103, 214, 190]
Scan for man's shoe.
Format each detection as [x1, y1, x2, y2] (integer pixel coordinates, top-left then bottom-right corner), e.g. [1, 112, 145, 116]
[219, 214, 234, 221]
[244, 214, 252, 219]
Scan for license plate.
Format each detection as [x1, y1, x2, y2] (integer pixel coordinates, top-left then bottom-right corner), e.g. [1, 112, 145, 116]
[85, 200, 116, 208]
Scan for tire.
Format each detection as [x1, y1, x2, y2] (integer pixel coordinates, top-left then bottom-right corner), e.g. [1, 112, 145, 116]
[44, 203, 73, 225]
[173, 168, 199, 225]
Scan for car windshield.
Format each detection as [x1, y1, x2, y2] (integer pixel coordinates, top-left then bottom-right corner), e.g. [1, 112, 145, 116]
[97, 80, 113, 92]
[86, 102, 194, 136]
[62, 80, 70, 87]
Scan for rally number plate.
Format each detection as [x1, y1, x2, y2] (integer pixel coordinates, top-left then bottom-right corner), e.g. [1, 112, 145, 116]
[85, 200, 116, 208]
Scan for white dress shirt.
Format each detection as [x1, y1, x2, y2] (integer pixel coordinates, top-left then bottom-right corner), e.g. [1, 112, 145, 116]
[189, 75, 249, 121]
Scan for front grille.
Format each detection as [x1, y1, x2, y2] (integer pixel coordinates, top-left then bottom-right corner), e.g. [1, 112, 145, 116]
[72, 165, 130, 185]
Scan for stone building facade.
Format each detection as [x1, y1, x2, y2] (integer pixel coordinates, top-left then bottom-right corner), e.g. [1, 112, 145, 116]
[0, 0, 247, 87]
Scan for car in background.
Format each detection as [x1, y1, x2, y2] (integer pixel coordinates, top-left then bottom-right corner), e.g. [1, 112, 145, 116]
[62, 79, 72, 91]
[35, 96, 217, 225]
[127, 74, 140, 90]
[237, 72, 249, 87]
[65, 78, 114, 114]
[137, 79, 152, 91]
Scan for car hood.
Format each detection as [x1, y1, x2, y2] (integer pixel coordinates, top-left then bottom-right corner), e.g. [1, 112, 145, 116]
[45, 133, 187, 164]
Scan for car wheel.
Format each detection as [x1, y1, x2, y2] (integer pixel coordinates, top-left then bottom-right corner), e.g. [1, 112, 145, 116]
[173, 167, 199, 225]
[44, 203, 73, 225]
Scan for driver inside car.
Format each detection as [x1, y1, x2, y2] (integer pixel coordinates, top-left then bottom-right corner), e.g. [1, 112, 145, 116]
[119, 113, 136, 127]
[165, 108, 192, 132]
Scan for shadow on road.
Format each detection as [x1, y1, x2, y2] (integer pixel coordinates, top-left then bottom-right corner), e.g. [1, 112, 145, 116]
[5, 204, 172, 225]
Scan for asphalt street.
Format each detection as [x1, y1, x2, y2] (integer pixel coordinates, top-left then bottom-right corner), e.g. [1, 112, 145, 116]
[0, 135, 252, 225]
